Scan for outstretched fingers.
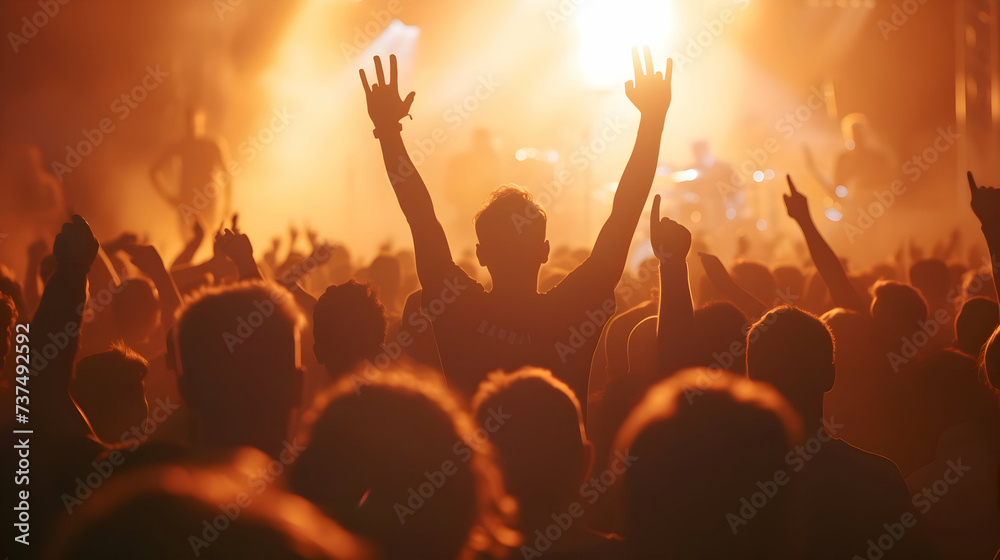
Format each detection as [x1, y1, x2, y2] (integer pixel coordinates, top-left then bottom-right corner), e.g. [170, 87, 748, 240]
[632, 46, 642, 82]
[786, 174, 799, 195]
[643, 45, 654, 77]
[374, 55, 386, 86]
[651, 194, 661, 233]
[359, 69, 371, 94]
[389, 54, 398, 86]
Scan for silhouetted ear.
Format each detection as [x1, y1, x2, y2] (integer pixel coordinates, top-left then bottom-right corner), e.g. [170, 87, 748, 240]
[821, 361, 836, 394]
[476, 243, 487, 267]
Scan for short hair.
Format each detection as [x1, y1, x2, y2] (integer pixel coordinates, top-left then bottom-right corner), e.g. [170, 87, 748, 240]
[955, 297, 999, 358]
[71, 342, 149, 442]
[313, 280, 387, 377]
[870, 280, 928, 335]
[614, 369, 801, 558]
[48, 450, 372, 560]
[290, 370, 518, 559]
[474, 185, 546, 246]
[175, 281, 303, 416]
[747, 306, 834, 400]
[471, 368, 586, 505]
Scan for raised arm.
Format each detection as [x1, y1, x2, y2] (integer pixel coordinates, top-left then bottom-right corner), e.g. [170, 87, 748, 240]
[968, 171, 1000, 318]
[32, 215, 99, 440]
[784, 174, 867, 314]
[171, 219, 205, 271]
[649, 194, 696, 373]
[697, 252, 767, 319]
[360, 54, 452, 287]
[582, 47, 672, 289]
[121, 243, 183, 332]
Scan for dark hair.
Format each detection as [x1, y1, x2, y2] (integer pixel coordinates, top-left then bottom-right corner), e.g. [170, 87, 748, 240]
[313, 280, 387, 378]
[474, 185, 546, 246]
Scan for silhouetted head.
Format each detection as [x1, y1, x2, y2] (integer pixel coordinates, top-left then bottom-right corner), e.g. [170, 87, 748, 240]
[474, 185, 549, 282]
[773, 266, 805, 303]
[909, 259, 950, 305]
[112, 277, 160, 344]
[0, 292, 15, 370]
[731, 260, 776, 306]
[175, 281, 303, 457]
[185, 105, 207, 138]
[870, 280, 928, 341]
[367, 255, 401, 309]
[747, 306, 835, 414]
[313, 280, 387, 379]
[471, 368, 591, 518]
[71, 343, 148, 444]
[627, 316, 657, 378]
[914, 349, 997, 436]
[614, 369, 802, 559]
[693, 301, 749, 375]
[955, 297, 999, 358]
[49, 448, 372, 560]
[290, 370, 518, 560]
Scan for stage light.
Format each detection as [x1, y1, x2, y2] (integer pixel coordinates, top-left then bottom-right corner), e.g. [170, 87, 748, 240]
[845, 139, 856, 151]
[575, 0, 674, 89]
[756, 219, 767, 231]
[825, 208, 843, 222]
[515, 148, 528, 161]
[753, 170, 764, 182]
[726, 208, 737, 220]
[763, 169, 775, 180]
[672, 168, 699, 182]
[835, 185, 848, 198]
[546, 150, 559, 163]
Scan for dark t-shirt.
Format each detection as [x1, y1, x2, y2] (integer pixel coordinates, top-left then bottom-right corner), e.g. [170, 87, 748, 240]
[423, 260, 615, 414]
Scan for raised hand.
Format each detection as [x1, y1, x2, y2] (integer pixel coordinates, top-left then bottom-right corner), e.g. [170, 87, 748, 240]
[214, 228, 254, 268]
[53, 215, 99, 267]
[968, 171, 1000, 226]
[697, 252, 734, 289]
[121, 243, 167, 276]
[783, 174, 811, 223]
[624, 46, 672, 120]
[360, 54, 416, 130]
[649, 194, 690, 261]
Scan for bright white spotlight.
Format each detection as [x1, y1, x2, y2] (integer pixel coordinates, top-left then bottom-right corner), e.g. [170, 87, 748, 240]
[576, 0, 674, 89]
[835, 185, 848, 198]
[825, 207, 843, 222]
[671, 168, 699, 182]
[753, 170, 764, 182]
[515, 149, 528, 161]
[546, 150, 559, 163]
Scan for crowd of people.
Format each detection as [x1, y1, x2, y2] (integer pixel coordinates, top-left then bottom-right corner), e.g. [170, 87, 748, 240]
[1, 47, 999, 559]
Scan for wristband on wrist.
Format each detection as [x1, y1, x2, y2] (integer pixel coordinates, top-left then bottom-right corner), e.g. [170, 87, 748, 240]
[373, 122, 403, 138]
